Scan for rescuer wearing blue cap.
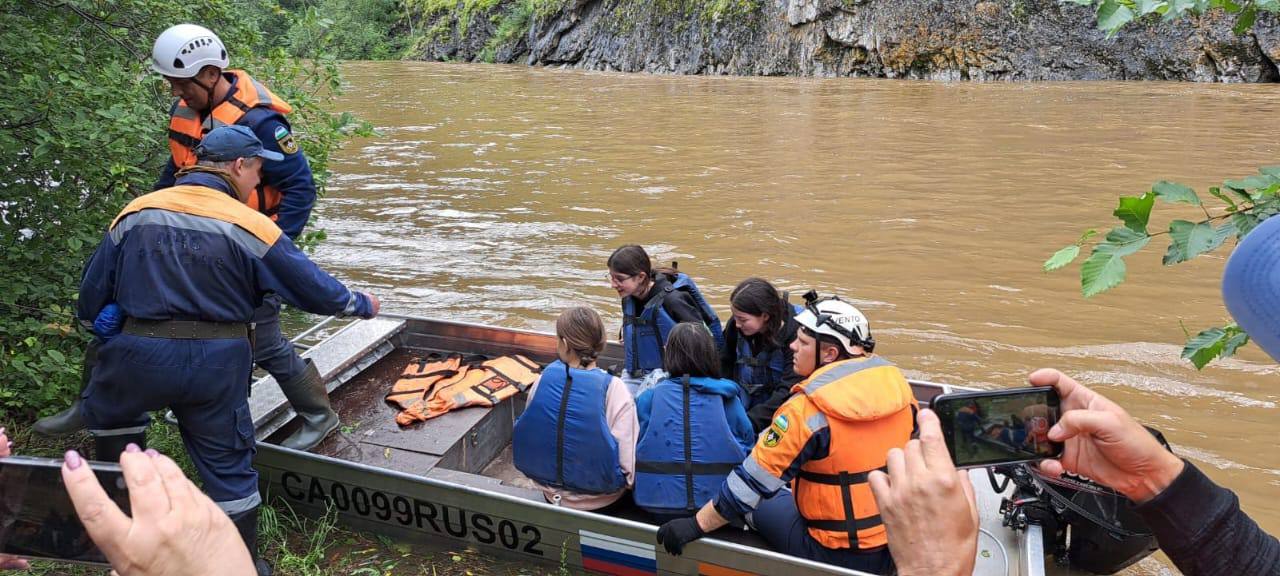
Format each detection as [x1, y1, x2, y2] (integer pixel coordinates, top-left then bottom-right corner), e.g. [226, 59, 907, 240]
[36, 24, 337, 454]
[75, 125, 380, 575]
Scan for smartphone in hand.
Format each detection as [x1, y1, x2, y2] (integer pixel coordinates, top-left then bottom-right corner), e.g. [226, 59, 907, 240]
[0, 456, 128, 566]
[931, 387, 1064, 470]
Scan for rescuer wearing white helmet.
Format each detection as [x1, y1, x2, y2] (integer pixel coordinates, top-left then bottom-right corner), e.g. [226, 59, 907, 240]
[36, 25, 334, 559]
[657, 291, 918, 574]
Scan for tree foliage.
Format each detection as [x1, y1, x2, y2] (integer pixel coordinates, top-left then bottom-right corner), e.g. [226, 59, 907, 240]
[1046, 168, 1280, 368]
[1050, 0, 1280, 369]
[1064, 0, 1280, 35]
[0, 0, 367, 422]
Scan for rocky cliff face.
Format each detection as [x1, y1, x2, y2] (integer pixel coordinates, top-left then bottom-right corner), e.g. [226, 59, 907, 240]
[414, 0, 1280, 82]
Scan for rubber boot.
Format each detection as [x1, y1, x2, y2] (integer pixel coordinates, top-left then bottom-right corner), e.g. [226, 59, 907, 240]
[230, 507, 273, 576]
[278, 359, 338, 452]
[33, 340, 98, 436]
[93, 431, 146, 463]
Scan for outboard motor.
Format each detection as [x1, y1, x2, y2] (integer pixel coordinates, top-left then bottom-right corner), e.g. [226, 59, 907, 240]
[991, 465, 1159, 574]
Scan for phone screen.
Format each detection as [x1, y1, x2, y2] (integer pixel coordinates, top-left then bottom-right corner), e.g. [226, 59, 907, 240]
[0, 456, 128, 565]
[932, 387, 1063, 469]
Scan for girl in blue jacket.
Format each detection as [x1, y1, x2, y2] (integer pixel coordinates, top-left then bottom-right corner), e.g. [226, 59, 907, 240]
[634, 323, 757, 521]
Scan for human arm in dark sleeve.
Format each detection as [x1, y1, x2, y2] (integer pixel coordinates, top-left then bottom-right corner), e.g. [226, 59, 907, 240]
[255, 234, 375, 318]
[662, 290, 705, 325]
[1135, 461, 1279, 576]
[154, 157, 178, 191]
[76, 232, 119, 330]
[246, 110, 316, 240]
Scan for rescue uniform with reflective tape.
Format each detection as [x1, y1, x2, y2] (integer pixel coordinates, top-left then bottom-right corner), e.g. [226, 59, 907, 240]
[154, 70, 320, 396]
[622, 273, 725, 376]
[711, 356, 917, 573]
[77, 171, 374, 515]
[721, 303, 804, 433]
[634, 375, 755, 520]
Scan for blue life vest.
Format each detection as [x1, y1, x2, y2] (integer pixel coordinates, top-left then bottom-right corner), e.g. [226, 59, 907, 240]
[622, 272, 725, 376]
[512, 360, 626, 495]
[734, 303, 804, 406]
[634, 375, 747, 515]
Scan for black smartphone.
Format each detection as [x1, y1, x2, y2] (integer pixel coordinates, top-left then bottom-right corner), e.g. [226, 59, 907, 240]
[931, 387, 1064, 469]
[0, 456, 129, 566]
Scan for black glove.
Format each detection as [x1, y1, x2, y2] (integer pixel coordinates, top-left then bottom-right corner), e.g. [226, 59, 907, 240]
[656, 516, 705, 556]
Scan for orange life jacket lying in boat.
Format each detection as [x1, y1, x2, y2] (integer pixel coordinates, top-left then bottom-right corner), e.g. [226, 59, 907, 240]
[386, 354, 541, 426]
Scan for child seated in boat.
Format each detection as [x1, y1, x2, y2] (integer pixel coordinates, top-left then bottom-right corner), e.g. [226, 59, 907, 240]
[607, 245, 724, 379]
[634, 323, 756, 521]
[512, 306, 638, 510]
[720, 277, 804, 433]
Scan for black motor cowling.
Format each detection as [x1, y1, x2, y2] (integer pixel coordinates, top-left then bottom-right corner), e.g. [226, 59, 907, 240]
[1037, 471, 1159, 574]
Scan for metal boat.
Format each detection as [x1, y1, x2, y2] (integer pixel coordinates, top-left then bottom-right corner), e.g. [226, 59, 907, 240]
[249, 314, 1075, 576]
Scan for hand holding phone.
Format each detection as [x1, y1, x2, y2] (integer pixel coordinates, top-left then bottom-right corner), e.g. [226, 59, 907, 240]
[931, 387, 1065, 469]
[62, 449, 256, 576]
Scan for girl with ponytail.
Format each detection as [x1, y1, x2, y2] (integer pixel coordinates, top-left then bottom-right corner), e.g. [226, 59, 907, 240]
[513, 306, 638, 510]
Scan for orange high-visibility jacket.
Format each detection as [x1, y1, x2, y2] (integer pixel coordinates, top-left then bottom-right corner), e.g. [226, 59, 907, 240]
[732, 356, 917, 550]
[168, 69, 292, 218]
[388, 355, 541, 426]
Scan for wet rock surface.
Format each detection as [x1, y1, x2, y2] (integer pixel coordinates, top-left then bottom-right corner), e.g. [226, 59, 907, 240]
[413, 0, 1280, 81]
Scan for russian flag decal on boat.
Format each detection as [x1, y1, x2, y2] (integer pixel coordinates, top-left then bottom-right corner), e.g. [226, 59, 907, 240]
[579, 529, 657, 576]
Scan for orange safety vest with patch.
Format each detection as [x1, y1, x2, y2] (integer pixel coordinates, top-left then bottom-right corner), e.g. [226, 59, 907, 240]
[167, 69, 293, 219]
[739, 356, 917, 550]
[390, 355, 542, 426]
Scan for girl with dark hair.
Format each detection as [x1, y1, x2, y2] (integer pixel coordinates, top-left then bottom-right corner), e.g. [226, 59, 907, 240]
[720, 278, 803, 433]
[513, 307, 638, 510]
[607, 245, 724, 378]
[633, 323, 755, 521]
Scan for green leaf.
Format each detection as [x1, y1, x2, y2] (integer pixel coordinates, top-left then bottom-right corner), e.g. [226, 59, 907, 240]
[1234, 4, 1258, 33]
[46, 349, 64, 363]
[1207, 186, 1237, 210]
[1232, 212, 1262, 238]
[1081, 227, 1150, 297]
[1182, 327, 1227, 369]
[1136, 0, 1167, 15]
[1182, 324, 1250, 369]
[1152, 180, 1200, 205]
[1114, 193, 1156, 233]
[1097, 0, 1136, 31]
[1044, 245, 1081, 272]
[1259, 166, 1280, 178]
[1163, 220, 1220, 265]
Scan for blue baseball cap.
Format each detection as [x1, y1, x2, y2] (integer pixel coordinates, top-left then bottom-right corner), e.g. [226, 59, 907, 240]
[194, 125, 284, 162]
[1222, 215, 1280, 363]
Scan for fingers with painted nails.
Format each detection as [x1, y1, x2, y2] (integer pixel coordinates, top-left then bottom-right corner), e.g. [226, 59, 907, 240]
[868, 409, 978, 576]
[1027, 368, 1183, 503]
[62, 445, 255, 576]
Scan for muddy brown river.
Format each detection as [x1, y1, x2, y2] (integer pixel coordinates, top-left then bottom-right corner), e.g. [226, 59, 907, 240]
[314, 61, 1279, 567]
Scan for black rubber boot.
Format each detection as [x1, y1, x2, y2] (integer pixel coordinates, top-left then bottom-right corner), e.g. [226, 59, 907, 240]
[93, 431, 146, 463]
[230, 506, 273, 576]
[278, 359, 338, 452]
[33, 340, 98, 436]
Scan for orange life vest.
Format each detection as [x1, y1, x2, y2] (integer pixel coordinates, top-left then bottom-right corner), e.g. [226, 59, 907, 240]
[168, 69, 293, 219]
[389, 355, 541, 426]
[385, 355, 464, 423]
[789, 357, 918, 550]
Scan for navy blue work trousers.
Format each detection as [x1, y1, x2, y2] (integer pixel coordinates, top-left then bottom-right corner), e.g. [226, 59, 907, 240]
[750, 493, 895, 574]
[252, 294, 306, 384]
[80, 333, 260, 515]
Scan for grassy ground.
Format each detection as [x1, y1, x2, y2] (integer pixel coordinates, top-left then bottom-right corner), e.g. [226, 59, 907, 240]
[10, 423, 569, 576]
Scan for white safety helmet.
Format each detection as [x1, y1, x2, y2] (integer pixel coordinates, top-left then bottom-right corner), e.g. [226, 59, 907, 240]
[151, 24, 228, 78]
[794, 294, 873, 357]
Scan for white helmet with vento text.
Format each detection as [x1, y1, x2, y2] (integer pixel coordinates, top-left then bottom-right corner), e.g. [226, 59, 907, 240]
[794, 292, 874, 356]
[151, 24, 228, 78]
